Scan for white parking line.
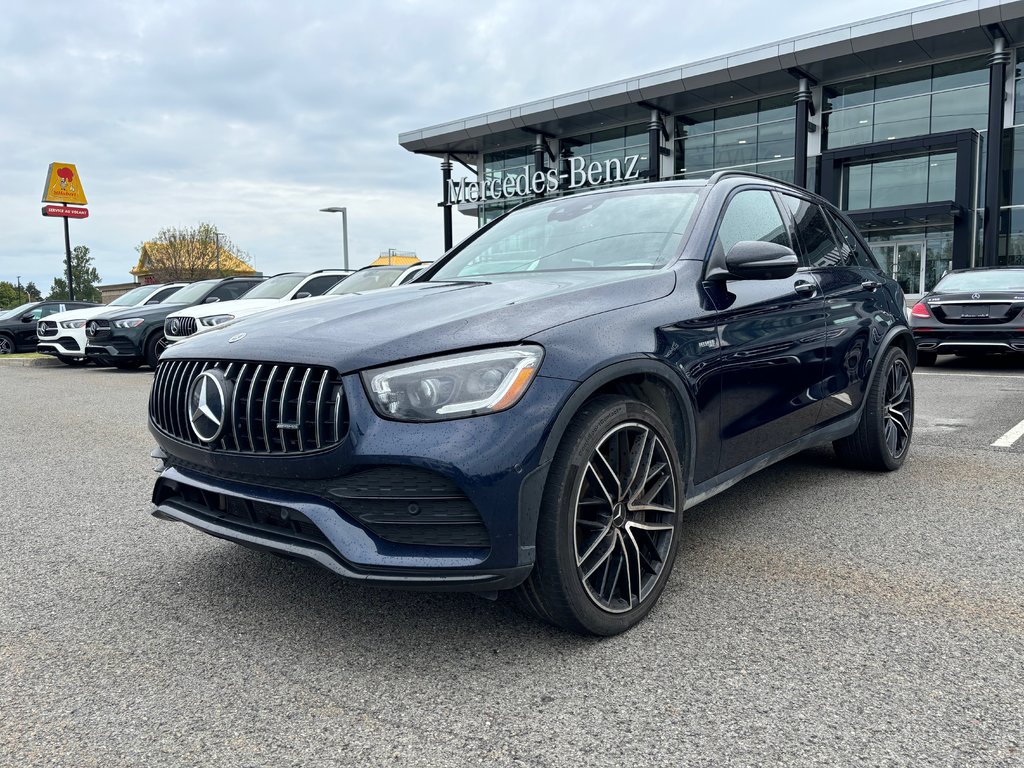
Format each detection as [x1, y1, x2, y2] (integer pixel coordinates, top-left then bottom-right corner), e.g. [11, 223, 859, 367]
[914, 372, 1024, 380]
[992, 418, 1024, 448]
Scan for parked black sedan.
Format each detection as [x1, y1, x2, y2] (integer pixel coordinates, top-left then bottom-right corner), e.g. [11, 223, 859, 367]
[910, 268, 1024, 365]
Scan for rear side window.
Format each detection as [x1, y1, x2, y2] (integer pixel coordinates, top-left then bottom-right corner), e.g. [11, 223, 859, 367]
[827, 212, 880, 269]
[780, 195, 845, 268]
[296, 275, 343, 297]
[210, 281, 259, 301]
[712, 190, 790, 261]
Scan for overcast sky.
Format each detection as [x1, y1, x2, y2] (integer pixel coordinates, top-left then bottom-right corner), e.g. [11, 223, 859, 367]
[0, 0, 929, 291]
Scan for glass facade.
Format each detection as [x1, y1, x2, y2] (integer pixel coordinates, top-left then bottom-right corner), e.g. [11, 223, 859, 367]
[566, 124, 649, 178]
[841, 152, 956, 210]
[478, 146, 533, 226]
[672, 95, 795, 182]
[823, 57, 988, 149]
[865, 229, 954, 294]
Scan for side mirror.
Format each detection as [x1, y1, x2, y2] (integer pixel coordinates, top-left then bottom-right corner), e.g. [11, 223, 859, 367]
[21, 313, 35, 323]
[294, 292, 311, 300]
[712, 241, 799, 281]
[204, 296, 220, 304]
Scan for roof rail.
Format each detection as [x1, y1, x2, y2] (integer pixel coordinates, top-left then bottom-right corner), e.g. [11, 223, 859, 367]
[706, 169, 795, 186]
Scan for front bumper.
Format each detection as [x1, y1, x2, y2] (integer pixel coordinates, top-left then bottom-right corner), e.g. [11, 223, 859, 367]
[85, 331, 144, 360]
[37, 336, 84, 356]
[150, 372, 576, 590]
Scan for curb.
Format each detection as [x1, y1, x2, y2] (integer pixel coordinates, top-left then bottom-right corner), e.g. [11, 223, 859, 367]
[0, 357, 64, 367]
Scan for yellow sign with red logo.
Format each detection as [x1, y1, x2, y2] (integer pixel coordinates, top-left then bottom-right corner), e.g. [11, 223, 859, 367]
[42, 162, 88, 205]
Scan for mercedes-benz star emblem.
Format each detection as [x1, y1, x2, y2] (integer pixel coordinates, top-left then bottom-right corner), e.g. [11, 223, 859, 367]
[188, 370, 231, 443]
[86, 321, 98, 337]
[972, 293, 982, 299]
[169, 318, 180, 335]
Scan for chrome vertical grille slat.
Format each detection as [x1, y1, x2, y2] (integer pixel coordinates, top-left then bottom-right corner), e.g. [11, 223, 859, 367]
[262, 365, 279, 453]
[295, 368, 312, 452]
[148, 359, 346, 455]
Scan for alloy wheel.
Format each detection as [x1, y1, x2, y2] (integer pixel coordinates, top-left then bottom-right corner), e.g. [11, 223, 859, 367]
[0, 336, 12, 355]
[572, 421, 677, 614]
[884, 358, 913, 459]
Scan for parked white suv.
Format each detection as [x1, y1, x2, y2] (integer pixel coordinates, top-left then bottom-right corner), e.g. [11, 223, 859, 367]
[36, 283, 187, 365]
[163, 270, 350, 343]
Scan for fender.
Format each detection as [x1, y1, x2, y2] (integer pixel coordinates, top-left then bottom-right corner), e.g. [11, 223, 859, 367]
[516, 357, 700, 564]
[861, 324, 917, 403]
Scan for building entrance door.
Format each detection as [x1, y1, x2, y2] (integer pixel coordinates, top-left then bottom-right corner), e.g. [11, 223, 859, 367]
[870, 241, 926, 299]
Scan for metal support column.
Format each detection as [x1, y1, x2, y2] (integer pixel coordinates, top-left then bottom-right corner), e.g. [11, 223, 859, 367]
[794, 78, 813, 190]
[983, 38, 1010, 267]
[62, 204, 75, 300]
[648, 109, 663, 182]
[533, 135, 547, 197]
[441, 156, 453, 253]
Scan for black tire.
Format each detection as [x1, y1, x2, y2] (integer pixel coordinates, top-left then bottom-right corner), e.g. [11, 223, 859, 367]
[833, 346, 914, 471]
[515, 395, 684, 636]
[0, 334, 14, 355]
[145, 333, 167, 369]
[56, 354, 89, 367]
[915, 350, 937, 367]
[112, 359, 143, 370]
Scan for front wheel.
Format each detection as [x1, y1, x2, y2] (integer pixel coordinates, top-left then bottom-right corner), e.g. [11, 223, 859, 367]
[145, 333, 167, 369]
[515, 396, 684, 636]
[834, 346, 914, 471]
[0, 335, 13, 355]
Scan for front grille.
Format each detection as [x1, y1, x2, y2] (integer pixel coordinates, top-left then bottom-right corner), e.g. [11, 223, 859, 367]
[37, 321, 57, 338]
[151, 359, 348, 455]
[85, 319, 110, 339]
[165, 316, 198, 338]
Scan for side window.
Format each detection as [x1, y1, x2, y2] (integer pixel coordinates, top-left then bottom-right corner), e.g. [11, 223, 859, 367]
[37, 305, 60, 319]
[295, 275, 342, 297]
[210, 281, 257, 302]
[712, 190, 790, 261]
[828, 212, 880, 269]
[780, 195, 845, 268]
[149, 286, 180, 303]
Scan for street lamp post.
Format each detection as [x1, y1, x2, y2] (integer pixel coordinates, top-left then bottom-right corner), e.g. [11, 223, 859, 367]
[319, 207, 349, 271]
[16, 276, 22, 303]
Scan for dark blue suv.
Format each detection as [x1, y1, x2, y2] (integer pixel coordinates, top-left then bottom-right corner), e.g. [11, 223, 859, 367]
[149, 173, 915, 635]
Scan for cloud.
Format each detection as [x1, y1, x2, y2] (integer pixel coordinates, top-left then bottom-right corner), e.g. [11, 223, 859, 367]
[0, 0, 925, 289]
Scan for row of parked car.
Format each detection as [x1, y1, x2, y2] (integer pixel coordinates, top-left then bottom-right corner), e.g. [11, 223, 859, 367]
[0, 262, 429, 368]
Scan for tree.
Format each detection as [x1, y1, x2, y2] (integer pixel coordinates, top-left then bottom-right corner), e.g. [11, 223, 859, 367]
[0, 281, 21, 309]
[24, 281, 42, 302]
[136, 223, 251, 283]
[47, 245, 102, 302]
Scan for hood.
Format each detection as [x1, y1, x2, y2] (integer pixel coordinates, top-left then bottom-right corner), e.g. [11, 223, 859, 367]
[94, 301, 190, 322]
[166, 269, 676, 372]
[43, 305, 113, 323]
[169, 297, 284, 320]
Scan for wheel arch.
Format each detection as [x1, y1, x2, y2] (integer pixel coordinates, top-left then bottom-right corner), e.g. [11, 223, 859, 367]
[539, 359, 698, 488]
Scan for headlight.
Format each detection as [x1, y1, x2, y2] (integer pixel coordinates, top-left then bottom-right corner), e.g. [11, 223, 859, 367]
[363, 345, 544, 422]
[199, 314, 235, 327]
[60, 319, 87, 329]
[112, 317, 145, 328]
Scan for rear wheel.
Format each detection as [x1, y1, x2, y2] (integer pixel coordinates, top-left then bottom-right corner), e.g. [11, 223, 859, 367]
[515, 396, 683, 636]
[112, 359, 143, 370]
[56, 354, 89, 367]
[915, 350, 936, 367]
[834, 346, 914, 471]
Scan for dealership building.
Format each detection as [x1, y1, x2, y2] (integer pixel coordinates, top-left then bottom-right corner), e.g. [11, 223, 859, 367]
[400, 0, 1024, 297]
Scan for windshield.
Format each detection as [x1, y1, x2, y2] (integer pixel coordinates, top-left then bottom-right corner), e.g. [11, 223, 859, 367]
[430, 188, 699, 280]
[0, 302, 36, 320]
[239, 273, 305, 300]
[326, 267, 406, 294]
[935, 270, 1024, 292]
[108, 285, 162, 306]
[165, 280, 220, 304]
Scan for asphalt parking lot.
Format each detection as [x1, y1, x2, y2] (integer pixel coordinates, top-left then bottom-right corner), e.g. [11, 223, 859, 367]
[1, 358, 1023, 767]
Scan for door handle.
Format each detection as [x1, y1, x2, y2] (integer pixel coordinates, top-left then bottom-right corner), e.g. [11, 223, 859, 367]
[793, 280, 817, 297]
[861, 280, 881, 291]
